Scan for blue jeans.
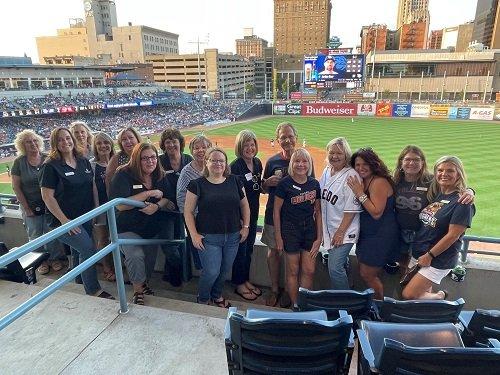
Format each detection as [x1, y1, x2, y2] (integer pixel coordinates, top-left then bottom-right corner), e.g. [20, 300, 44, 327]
[58, 222, 101, 295]
[23, 211, 61, 260]
[327, 243, 354, 290]
[231, 221, 257, 285]
[197, 232, 240, 303]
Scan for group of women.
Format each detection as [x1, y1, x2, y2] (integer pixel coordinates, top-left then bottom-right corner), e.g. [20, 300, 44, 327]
[11, 119, 475, 308]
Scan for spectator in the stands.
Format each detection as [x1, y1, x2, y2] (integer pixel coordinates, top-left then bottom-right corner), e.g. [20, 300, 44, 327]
[176, 135, 212, 270]
[158, 127, 193, 286]
[11, 130, 63, 275]
[105, 127, 142, 190]
[109, 143, 176, 305]
[70, 121, 94, 159]
[40, 127, 113, 299]
[90, 132, 116, 282]
[184, 147, 250, 307]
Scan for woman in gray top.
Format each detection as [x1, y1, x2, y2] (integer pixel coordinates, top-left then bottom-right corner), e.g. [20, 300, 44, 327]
[176, 135, 212, 270]
[11, 130, 62, 274]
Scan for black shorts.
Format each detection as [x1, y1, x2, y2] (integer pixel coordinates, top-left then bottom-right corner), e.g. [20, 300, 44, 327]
[281, 220, 317, 254]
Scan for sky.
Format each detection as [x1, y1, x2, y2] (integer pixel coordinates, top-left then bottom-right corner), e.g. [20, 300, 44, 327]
[0, 0, 479, 62]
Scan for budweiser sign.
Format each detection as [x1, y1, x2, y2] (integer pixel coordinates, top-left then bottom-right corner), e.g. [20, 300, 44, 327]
[302, 103, 357, 116]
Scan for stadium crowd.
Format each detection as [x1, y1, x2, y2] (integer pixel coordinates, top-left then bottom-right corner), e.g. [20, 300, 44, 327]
[9, 120, 475, 307]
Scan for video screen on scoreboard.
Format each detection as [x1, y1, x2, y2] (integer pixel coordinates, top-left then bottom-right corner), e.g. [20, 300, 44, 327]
[304, 53, 365, 87]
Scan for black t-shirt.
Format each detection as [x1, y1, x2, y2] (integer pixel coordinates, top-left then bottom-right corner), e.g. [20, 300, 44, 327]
[413, 192, 475, 269]
[230, 157, 262, 223]
[39, 157, 95, 227]
[94, 163, 108, 205]
[159, 153, 194, 199]
[187, 175, 244, 234]
[109, 169, 175, 238]
[275, 175, 320, 224]
[395, 176, 432, 231]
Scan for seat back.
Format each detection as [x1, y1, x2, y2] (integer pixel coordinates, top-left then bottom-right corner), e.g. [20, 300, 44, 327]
[378, 338, 500, 374]
[379, 296, 465, 323]
[466, 309, 500, 346]
[297, 287, 376, 322]
[226, 310, 353, 374]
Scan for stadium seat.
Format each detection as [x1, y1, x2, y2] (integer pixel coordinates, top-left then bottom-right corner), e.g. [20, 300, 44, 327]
[0, 242, 49, 284]
[459, 309, 500, 347]
[378, 296, 465, 323]
[357, 320, 500, 374]
[297, 287, 378, 324]
[224, 307, 353, 374]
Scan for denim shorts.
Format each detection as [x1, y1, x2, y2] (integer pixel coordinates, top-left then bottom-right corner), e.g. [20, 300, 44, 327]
[281, 220, 316, 253]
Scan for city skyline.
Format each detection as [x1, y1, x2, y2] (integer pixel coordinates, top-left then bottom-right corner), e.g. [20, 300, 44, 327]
[1, 0, 479, 62]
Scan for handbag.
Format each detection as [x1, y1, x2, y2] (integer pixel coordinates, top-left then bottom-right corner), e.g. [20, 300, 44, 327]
[400, 264, 421, 286]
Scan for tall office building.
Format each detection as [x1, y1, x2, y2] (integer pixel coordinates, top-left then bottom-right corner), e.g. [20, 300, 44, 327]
[397, 0, 430, 28]
[360, 25, 388, 55]
[273, 0, 331, 55]
[471, 0, 500, 49]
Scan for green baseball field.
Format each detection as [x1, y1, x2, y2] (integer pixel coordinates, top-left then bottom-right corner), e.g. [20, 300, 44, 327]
[1, 115, 499, 237]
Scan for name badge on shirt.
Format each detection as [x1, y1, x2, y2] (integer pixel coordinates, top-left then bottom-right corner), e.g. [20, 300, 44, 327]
[440, 200, 450, 204]
[133, 184, 143, 189]
[244, 172, 253, 181]
[65, 172, 75, 176]
[165, 170, 175, 174]
[292, 185, 302, 191]
[416, 186, 428, 191]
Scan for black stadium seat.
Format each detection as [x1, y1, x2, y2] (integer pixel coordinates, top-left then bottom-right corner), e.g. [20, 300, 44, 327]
[460, 309, 500, 347]
[224, 307, 353, 374]
[0, 242, 49, 284]
[357, 320, 500, 374]
[297, 287, 378, 324]
[378, 296, 465, 323]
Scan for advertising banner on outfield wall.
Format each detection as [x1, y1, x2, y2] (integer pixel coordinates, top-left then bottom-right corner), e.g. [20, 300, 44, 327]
[410, 104, 430, 118]
[273, 104, 286, 115]
[301, 103, 357, 116]
[429, 105, 450, 118]
[286, 104, 302, 115]
[391, 103, 411, 117]
[357, 103, 376, 116]
[376, 102, 392, 117]
[448, 107, 471, 119]
[469, 107, 495, 120]
[494, 107, 500, 121]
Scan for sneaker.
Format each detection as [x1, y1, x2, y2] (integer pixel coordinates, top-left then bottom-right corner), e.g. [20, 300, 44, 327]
[279, 291, 291, 308]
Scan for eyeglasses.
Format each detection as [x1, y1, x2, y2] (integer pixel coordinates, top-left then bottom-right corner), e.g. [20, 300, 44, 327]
[208, 159, 226, 165]
[403, 157, 422, 164]
[140, 155, 157, 162]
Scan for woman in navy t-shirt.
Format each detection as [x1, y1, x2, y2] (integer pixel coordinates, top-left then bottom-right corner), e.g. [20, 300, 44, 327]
[274, 148, 322, 307]
[402, 156, 475, 300]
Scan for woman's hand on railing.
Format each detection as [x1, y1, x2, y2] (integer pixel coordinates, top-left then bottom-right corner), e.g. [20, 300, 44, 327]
[61, 218, 82, 235]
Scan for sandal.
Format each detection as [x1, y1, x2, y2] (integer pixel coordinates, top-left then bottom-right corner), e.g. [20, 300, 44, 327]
[103, 270, 116, 282]
[142, 284, 154, 295]
[249, 286, 262, 297]
[265, 290, 280, 307]
[235, 288, 258, 301]
[96, 291, 115, 300]
[37, 263, 50, 275]
[133, 292, 145, 305]
[51, 260, 64, 272]
[212, 297, 232, 308]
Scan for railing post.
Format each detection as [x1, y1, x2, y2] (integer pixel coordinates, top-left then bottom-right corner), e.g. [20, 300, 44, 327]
[107, 207, 129, 314]
[460, 238, 470, 264]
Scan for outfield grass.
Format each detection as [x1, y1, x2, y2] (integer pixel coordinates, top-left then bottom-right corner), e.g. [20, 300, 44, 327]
[188, 116, 499, 237]
[1, 116, 498, 236]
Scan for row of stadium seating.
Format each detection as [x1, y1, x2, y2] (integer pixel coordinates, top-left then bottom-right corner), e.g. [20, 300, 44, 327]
[224, 287, 500, 374]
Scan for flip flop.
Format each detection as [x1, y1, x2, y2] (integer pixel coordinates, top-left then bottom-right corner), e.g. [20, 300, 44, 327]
[212, 298, 232, 308]
[235, 288, 258, 301]
[265, 290, 280, 307]
[250, 286, 262, 296]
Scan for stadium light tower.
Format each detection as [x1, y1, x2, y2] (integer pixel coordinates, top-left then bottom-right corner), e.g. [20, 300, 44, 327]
[188, 35, 209, 99]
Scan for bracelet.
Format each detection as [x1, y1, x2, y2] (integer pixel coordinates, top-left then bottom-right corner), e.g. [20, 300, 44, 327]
[154, 202, 161, 210]
[358, 194, 368, 204]
[242, 225, 250, 229]
[427, 251, 436, 259]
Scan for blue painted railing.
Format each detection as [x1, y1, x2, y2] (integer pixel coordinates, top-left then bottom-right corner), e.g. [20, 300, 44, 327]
[0, 197, 185, 331]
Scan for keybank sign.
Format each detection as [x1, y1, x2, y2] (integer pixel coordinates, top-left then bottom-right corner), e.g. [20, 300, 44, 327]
[302, 103, 357, 116]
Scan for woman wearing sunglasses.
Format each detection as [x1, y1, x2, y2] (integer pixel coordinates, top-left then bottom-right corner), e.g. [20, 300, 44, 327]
[229, 130, 263, 301]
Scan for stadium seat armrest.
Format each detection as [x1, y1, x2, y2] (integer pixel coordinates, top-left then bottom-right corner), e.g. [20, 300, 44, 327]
[357, 328, 376, 369]
[224, 307, 237, 342]
[458, 310, 474, 326]
[487, 338, 500, 348]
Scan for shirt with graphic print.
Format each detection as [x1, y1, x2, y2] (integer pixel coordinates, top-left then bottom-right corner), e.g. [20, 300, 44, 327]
[275, 175, 320, 224]
[395, 175, 433, 231]
[412, 192, 475, 269]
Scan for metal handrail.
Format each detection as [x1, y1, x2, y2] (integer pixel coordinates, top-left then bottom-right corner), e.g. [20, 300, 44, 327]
[0, 197, 184, 331]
